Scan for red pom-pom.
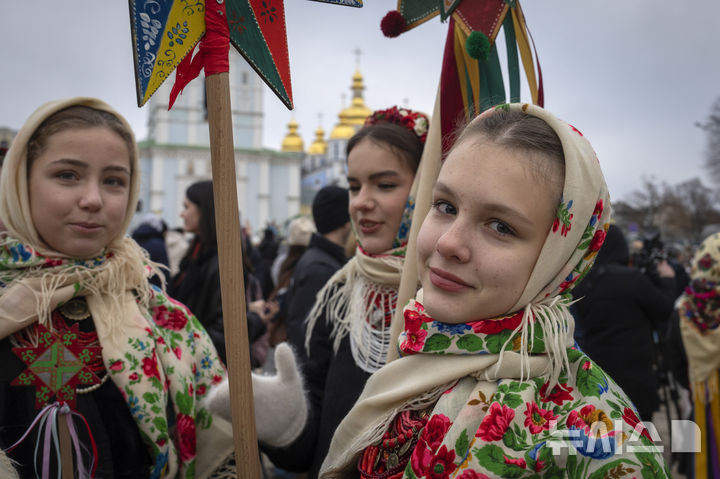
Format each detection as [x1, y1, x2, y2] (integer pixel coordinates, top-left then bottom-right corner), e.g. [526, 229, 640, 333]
[381, 10, 405, 38]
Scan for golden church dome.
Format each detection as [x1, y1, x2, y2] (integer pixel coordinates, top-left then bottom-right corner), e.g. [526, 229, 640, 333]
[281, 118, 304, 152]
[308, 125, 327, 155]
[330, 69, 372, 140]
[329, 122, 356, 140]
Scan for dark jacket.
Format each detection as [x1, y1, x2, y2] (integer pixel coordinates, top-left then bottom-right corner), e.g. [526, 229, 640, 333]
[131, 223, 169, 268]
[131, 223, 169, 287]
[169, 243, 227, 362]
[263, 233, 354, 478]
[572, 225, 676, 420]
[285, 234, 347, 352]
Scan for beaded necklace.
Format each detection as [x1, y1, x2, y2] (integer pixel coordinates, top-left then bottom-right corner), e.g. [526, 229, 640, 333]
[358, 408, 431, 479]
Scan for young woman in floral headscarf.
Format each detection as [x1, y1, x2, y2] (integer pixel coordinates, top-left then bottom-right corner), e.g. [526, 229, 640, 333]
[676, 231, 720, 478]
[320, 103, 670, 478]
[0, 98, 233, 478]
[237, 106, 430, 478]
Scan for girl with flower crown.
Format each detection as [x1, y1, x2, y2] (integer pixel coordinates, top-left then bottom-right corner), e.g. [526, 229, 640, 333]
[319, 104, 670, 478]
[207, 106, 430, 478]
[0, 98, 234, 478]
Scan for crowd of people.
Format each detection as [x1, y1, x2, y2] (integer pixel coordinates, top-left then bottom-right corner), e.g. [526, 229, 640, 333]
[0, 96, 717, 479]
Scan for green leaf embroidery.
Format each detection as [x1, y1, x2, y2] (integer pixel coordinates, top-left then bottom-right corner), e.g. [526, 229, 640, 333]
[636, 451, 665, 479]
[567, 348, 583, 363]
[501, 392, 524, 409]
[455, 429, 470, 457]
[424, 333, 452, 352]
[456, 334, 484, 352]
[473, 444, 526, 479]
[143, 392, 160, 404]
[575, 360, 608, 398]
[175, 390, 194, 415]
[485, 330, 513, 353]
[152, 416, 168, 434]
[587, 459, 639, 479]
[508, 382, 531, 393]
[149, 376, 163, 391]
[196, 408, 213, 430]
[502, 427, 527, 452]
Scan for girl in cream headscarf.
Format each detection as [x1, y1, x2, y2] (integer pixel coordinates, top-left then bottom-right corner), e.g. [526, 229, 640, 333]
[0, 98, 233, 478]
[321, 104, 670, 478]
[676, 231, 720, 478]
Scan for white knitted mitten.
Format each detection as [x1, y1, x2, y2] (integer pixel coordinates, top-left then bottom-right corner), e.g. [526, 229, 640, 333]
[205, 343, 308, 448]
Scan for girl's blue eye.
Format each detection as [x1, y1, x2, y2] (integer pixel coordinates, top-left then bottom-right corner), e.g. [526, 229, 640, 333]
[57, 171, 77, 181]
[104, 177, 126, 187]
[432, 200, 456, 215]
[489, 220, 514, 236]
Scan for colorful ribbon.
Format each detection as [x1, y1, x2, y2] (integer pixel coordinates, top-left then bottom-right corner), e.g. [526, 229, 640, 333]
[6, 402, 98, 478]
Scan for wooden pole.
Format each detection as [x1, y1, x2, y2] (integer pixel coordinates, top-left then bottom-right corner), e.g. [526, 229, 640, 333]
[58, 412, 73, 478]
[205, 72, 262, 478]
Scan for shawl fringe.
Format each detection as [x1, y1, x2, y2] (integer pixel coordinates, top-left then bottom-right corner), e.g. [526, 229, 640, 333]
[305, 254, 403, 373]
[0, 235, 165, 347]
[494, 295, 575, 391]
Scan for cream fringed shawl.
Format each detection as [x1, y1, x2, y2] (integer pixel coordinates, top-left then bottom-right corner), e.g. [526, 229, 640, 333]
[305, 248, 405, 373]
[305, 150, 420, 374]
[321, 296, 671, 478]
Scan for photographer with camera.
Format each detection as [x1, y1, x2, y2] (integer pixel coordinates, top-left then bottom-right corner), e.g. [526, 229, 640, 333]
[572, 224, 676, 422]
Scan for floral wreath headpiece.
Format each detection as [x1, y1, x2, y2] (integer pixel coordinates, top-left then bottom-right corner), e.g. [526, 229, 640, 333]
[364, 106, 429, 144]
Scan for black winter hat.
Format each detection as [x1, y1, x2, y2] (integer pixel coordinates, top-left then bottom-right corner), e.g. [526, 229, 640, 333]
[312, 185, 350, 234]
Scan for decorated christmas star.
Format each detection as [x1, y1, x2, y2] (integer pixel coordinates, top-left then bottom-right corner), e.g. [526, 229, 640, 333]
[11, 323, 103, 410]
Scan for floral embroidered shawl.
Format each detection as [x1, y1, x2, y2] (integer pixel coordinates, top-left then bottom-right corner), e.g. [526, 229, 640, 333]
[320, 104, 669, 478]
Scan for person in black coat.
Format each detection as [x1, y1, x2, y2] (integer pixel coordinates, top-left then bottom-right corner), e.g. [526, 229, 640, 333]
[169, 180, 271, 366]
[131, 212, 169, 287]
[572, 224, 677, 421]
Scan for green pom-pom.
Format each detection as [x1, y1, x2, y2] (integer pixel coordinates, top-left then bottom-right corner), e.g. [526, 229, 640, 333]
[466, 31, 490, 61]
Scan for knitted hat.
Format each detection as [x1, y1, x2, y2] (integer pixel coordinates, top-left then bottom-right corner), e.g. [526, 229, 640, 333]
[312, 185, 349, 234]
[287, 216, 315, 247]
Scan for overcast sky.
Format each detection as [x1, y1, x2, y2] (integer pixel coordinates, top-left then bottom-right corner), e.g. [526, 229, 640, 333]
[2, 1, 718, 202]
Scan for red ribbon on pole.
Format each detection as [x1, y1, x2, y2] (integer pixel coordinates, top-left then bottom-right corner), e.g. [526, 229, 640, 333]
[169, 2, 230, 109]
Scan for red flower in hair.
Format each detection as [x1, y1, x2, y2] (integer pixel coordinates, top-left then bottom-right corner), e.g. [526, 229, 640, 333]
[365, 106, 429, 144]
